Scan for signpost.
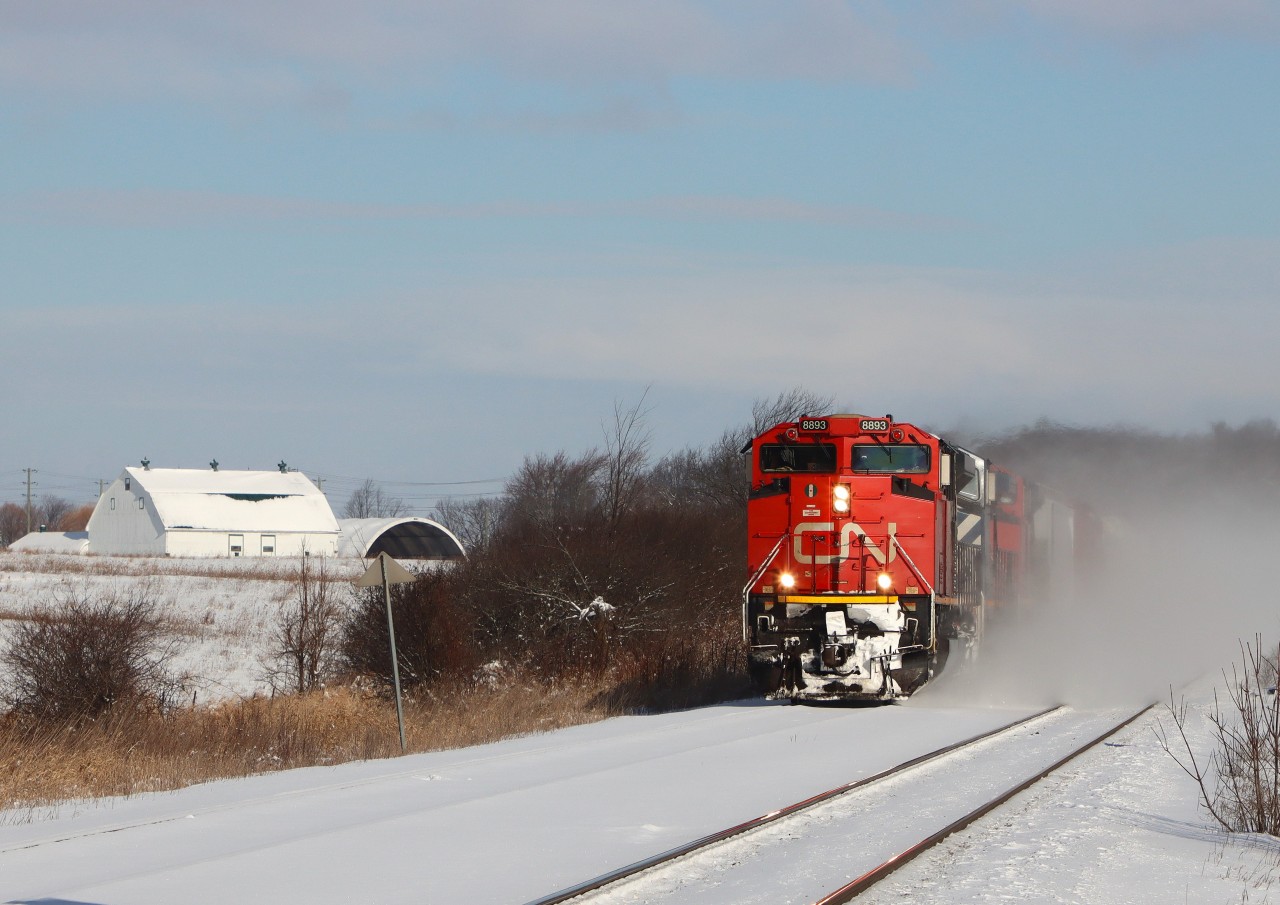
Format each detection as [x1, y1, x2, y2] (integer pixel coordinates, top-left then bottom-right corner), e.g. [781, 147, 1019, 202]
[356, 552, 417, 753]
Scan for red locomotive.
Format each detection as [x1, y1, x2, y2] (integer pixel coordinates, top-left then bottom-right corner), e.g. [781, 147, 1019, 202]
[744, 413, 1078, 701]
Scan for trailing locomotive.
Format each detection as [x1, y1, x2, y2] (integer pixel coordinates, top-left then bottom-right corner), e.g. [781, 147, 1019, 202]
[744, 413, 1077, 702]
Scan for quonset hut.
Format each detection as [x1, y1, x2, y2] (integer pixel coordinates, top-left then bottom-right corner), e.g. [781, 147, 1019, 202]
[86, 466, 340, 557]
[338, 517, 465, 560]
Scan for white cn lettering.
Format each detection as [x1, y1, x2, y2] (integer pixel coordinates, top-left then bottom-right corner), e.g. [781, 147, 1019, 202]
[793, 522, 898, 565]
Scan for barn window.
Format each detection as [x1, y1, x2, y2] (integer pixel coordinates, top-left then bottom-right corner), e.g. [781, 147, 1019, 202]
[229, 534, 244, 556]
[261, 535, 275, 555]
[110, 497, 116, 510]
[138, 498, 145, 510]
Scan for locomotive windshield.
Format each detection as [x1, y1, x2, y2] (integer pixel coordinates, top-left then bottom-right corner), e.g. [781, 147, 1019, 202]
[760, 443, 837, 473]
[851, 444, 930, 474]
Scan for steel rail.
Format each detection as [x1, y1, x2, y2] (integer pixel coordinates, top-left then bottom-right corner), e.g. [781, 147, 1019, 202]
[521, 705, 1060, 905]
[812, 702, 1157, 905]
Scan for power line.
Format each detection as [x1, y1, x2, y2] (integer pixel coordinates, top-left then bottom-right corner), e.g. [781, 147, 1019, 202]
[309, 472, 506, 488]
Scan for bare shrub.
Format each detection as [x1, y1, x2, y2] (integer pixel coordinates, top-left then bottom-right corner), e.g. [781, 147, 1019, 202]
[340, 570, 479, 695]
[600, 614, 750, 713]
[1157, 636, 1280, 836]
[1, 588, 182, 721]
[264, 556, 344, 694]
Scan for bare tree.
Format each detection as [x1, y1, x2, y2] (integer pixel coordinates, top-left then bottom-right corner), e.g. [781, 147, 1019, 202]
[265, 556, 343, 694]
[504, 451, 605, 531]
[342, 479, 408, 519]
[600, 390, 652, 531]
[35, 495, 73, 532]
[0, 502, 26, 546]
[749, 387, 836, 437]
[650, 388, 836, 514]
[58, 503, 95, 531]
[432, 496, 504, 552]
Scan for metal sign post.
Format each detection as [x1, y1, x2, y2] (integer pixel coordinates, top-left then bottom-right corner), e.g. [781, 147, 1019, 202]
[357, 552, 417, 753]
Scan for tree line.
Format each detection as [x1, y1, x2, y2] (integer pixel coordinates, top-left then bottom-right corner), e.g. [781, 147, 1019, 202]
[341, 389, 833, 710]
[0, 499, 94, 546]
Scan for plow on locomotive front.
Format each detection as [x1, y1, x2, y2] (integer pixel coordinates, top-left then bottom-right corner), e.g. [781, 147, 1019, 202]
[744, 414, 1004, 702]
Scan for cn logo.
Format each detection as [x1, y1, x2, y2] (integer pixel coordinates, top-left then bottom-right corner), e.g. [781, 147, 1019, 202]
[793, 522, 898, 565]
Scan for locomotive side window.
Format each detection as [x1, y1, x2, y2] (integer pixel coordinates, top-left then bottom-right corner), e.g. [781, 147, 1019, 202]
[956, 452, 983, 500]
[851, 444, 930, 474]
[760, 443, 837, 473]
[994, 471, 1018, 505]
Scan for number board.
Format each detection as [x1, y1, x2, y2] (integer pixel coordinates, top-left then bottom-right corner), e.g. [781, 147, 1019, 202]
[797, 418, 828, 432]
[859, 418, 890, 433]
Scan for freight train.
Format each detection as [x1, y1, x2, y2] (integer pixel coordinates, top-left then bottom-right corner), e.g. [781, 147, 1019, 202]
[744, 413, 1080, 702]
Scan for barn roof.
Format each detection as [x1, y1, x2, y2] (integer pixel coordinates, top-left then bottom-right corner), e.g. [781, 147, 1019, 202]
[124, 467, 339, 534]
[338, 517, 466, 560]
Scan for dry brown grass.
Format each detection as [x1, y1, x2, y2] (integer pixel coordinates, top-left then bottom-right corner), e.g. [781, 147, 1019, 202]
[1, 677, 616, 813]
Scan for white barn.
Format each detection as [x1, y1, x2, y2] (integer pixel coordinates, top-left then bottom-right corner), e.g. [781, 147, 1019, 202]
[86, 467, 340, 557]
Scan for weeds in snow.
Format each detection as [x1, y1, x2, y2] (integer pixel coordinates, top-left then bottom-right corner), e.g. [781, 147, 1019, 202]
[1157, 635, 1280, 837]
[0, 678, 615, 814]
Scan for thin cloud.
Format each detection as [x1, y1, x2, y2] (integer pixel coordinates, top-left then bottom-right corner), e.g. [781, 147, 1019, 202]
[1, 1, 923, 110]
[391, 254, 1280, 426]
[955, 0, 1280, 47]
[2, 188, 957, 231]
[8, 245, 1279, 457]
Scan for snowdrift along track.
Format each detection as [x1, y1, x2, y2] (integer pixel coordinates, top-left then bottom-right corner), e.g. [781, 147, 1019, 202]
[532, 704, 1153, 905]
[525, 706, 1060, 905]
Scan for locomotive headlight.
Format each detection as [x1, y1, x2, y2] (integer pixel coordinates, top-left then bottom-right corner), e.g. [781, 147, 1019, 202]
[779, 572, 797, 589]
[876, 572, 893, 591]
[832, 485, 851, 514]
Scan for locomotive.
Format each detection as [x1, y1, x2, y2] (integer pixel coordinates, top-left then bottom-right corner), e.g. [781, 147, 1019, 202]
[744, 413, 1078, 702]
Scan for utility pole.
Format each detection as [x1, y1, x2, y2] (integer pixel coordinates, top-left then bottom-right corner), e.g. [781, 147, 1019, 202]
[97, 479, 107, 497]
[23, 468, 37, 535]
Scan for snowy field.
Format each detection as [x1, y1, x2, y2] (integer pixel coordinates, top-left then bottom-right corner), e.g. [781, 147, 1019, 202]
[0, 551, 366, 700]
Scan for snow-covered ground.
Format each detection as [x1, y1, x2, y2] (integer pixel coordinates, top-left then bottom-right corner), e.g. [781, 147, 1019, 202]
[0, 684, 1273, 905]
[0, 551, 365, 699]
[1, 551, 1276, 903]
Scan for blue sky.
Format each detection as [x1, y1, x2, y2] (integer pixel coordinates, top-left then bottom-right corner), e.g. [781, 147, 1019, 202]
[3, 2, 1278, 511]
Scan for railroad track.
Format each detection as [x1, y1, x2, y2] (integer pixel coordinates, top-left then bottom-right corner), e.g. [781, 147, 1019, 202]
[524, 703, 1152, 905]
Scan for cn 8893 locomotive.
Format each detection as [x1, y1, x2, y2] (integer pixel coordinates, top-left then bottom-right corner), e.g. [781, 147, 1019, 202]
[743, 413, 1077, 702]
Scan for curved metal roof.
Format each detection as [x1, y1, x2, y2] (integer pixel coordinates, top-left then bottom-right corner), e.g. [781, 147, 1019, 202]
[337, 517, 466, 560]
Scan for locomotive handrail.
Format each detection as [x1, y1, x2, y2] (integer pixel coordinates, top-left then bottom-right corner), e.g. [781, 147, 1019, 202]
[742, 532, 790, 643]
[890, 534, 934, 596]
[742, 532, 789, 598]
